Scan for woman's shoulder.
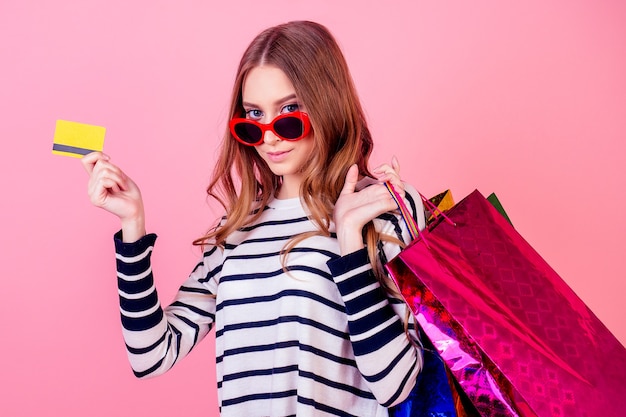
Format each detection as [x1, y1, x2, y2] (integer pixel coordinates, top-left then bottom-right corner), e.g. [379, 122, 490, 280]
[402, 182, 426, 231]
[356, 177, 425, 231]
[368, 181, 427, 252]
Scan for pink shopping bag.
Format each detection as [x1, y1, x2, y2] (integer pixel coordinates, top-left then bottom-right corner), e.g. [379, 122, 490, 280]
[386, 188, 626, 416]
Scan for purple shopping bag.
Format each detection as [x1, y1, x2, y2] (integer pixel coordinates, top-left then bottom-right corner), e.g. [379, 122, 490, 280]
[386, 189, 626, 417]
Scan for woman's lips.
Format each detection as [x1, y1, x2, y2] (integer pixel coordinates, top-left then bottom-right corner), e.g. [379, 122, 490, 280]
[266, 150, 291, 162]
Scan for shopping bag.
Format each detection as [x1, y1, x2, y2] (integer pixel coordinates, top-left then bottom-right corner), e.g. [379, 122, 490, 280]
[389, 187, 478, 417]
[385, 188, 626, 417]
[426, 190, 511, 226]
[426, 190, 456, 225]
[486, 192, 512, 225]
[389, 328, 463, 417]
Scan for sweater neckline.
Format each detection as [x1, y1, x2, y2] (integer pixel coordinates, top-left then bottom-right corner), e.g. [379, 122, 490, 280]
[265, 177, 376, 210]
[266, 196, 304, 210]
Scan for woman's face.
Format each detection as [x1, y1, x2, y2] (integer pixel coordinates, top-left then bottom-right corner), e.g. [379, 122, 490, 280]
[241, 65, 315, 199]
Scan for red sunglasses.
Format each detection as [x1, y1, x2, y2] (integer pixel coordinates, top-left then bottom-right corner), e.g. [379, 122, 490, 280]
[229, 111, 311, 146]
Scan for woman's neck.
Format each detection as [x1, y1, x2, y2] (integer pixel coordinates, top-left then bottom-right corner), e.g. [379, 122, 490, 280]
[276, 175, 302, 199]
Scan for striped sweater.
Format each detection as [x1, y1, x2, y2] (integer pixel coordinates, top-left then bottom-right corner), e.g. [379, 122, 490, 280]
[115, 184, 425, 417]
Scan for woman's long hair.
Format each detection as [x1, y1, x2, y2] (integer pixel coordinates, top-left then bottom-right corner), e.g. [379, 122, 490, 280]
[194, 21, 403, 298]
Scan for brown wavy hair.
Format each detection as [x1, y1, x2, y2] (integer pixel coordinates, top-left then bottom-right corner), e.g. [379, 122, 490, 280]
[194, 21, 404, 298]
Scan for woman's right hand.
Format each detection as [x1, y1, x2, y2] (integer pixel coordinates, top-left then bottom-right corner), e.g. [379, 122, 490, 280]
[81, 152, 146, 242]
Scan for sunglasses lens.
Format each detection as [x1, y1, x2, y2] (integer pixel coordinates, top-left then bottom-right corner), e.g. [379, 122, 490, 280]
[274, 116, 305, 140]
[233, 123, 262, 144]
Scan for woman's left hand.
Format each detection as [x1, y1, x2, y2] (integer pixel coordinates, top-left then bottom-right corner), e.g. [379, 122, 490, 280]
[334, 157, 404, 255]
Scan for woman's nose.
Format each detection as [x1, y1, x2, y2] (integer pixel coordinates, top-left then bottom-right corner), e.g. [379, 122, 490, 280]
[263, 129, 281, 145]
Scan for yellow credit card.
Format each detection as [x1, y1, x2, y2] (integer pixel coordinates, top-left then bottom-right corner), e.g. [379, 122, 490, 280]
[52, 120, 106, 158]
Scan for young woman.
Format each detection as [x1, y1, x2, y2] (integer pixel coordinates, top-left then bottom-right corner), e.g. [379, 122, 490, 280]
[82, 20, 425, 417]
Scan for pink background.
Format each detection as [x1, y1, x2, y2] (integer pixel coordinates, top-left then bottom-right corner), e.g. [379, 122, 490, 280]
[1, 1, 624, 416]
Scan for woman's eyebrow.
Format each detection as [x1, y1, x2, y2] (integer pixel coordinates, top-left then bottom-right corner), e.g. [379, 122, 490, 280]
[242, 94, 298, 108]
[274, 94, 297, 105]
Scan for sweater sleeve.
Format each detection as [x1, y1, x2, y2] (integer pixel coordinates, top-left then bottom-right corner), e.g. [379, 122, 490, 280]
[326, 184, 425, 407]
[115, 231, 221, 378]
[327, 249, 421, 407]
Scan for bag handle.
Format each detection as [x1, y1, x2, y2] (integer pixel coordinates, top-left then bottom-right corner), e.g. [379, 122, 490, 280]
[384, 182, 455, 244]
[385, 182, 420, 240]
